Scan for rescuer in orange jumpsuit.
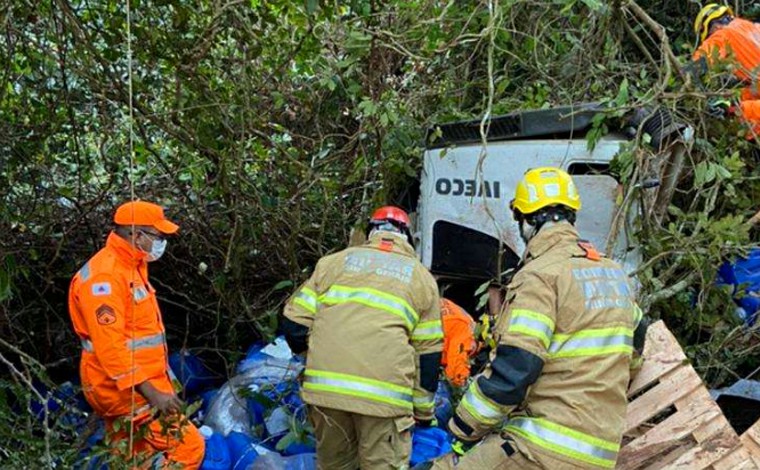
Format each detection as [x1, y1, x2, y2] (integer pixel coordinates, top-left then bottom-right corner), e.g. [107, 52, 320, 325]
[440, 298, 477, 387]
[68, 201, 204, 468]
[692, 4, 760, 137]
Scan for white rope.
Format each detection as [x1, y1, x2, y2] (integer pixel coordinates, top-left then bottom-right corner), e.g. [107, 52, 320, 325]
[125, 0, 138, 462]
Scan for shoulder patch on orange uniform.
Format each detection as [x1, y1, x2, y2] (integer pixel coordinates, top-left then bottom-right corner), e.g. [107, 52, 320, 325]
[91, 282, 112, 296]
[96, 304, 116, 325]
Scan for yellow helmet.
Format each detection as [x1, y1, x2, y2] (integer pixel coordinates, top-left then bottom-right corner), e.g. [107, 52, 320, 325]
[694, 3, 734, 43]
[510, 167, 581, 215]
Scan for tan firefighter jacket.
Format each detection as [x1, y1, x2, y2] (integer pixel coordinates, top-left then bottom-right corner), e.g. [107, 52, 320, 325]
[284, 231, 443, 421]
[450, 223, 644, 469]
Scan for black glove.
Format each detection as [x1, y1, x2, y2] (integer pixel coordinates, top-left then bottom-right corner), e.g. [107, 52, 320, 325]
[415, 418, 433, 428]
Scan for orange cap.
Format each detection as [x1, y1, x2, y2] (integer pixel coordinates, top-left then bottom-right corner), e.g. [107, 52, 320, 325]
[113, 201, 179, 234]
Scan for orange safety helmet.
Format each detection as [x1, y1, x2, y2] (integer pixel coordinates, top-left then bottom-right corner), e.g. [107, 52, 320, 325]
[368, 206, 413, 243]
[370, 206, 411, 228]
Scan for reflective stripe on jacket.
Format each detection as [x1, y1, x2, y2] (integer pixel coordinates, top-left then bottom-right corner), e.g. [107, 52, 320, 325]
[453, 223, 641, 469]
[284, 231, 442, 419]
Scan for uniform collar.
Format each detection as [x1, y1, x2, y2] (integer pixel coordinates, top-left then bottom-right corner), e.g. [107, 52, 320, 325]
[525, 222, 579, 260]
[105, 231, 148, 267]
[366, 231, 416, 256]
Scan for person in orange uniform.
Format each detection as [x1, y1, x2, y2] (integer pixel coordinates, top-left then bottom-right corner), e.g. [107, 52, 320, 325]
[440, 298, 477, 388]
[68, 201, 204, 468]
[692, 4, 760, 136]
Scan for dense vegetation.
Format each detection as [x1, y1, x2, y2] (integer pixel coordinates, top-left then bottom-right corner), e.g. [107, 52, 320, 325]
[2, 0, 760, 465]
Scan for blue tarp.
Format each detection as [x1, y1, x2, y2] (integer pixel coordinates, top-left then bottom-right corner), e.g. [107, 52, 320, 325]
[718, 248, 760, 327]
[56, 335, 453, 469]
[200, 336, 454, 469]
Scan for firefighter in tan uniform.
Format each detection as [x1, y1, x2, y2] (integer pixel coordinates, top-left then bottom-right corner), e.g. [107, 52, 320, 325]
[429, 168, 647, 470]
[282, 206, 443, 470]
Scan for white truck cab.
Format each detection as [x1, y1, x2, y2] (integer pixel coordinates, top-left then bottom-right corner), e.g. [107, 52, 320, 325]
[415, 104, 643, 298]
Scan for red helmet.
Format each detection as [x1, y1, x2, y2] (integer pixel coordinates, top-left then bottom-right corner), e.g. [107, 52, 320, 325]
[370, 206, 410, 228]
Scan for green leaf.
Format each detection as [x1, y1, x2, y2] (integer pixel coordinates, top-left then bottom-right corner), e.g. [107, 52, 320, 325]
[614, 78, 629, 106]
[580, 0, 603, 11]
[273, 280, 294, 291]
[276, 430, 300, 451]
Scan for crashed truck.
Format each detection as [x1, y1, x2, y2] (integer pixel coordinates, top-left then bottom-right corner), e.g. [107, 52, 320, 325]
[405, 103, 687, 311]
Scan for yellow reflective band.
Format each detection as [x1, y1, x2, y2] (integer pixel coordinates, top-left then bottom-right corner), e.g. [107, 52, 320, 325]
[548, 327, 633, 359]
[320, 285, 419, 329]
[412, 320, 444, 341]
[507, 309, 554, 348]
[461, 384, 504, 425]
[303, 369, 413, 410]
[505, 417, 618, 468]
[294, 287, 319, 314]
[413, 390, 435, 411]
[632, 305, 643, 327]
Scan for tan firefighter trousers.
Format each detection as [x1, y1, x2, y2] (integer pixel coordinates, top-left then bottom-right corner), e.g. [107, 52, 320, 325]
[309, 405, 414, 470]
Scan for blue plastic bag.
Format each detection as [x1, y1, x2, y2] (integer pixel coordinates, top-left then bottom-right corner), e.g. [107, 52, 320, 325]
[250, 452, 316, 470]
[410, 427, 453, 466]
[282, 438, 317, 456]
[169, 350, 218, 396]
[718, 248, 760, 326]
[199, 426, 232, 470]
[73, 419, 106, 470]
[226, 431, 260, 470]
[434, 381, 453, 428]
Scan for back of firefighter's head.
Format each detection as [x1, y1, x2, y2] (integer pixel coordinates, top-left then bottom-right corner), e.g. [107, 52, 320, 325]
[367, 205, 413, 245]
[694, 4, 735, 44]
[510, 167, 581, 243]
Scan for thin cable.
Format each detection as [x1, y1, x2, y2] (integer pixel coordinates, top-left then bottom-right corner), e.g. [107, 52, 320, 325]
[125, 0, 138, 463]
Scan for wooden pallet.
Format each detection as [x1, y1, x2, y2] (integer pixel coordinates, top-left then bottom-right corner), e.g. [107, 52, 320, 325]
[741, 418, 760, 468]
[617, 320, 757, 470]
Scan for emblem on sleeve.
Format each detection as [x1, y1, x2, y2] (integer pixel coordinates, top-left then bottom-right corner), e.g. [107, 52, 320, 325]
[91, 282, 112, 296]
[96, 304, 116, 325]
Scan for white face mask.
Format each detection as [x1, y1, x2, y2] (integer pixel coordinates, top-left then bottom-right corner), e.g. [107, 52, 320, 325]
[146, 238, 167, 262]
[519, 220, 538, 244]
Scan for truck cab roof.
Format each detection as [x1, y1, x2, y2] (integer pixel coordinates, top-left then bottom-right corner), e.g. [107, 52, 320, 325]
[426, 102, 605, 148]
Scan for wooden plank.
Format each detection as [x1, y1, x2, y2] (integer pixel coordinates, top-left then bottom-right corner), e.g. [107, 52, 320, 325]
[628, 321, 688, 397]
[642, 445, 692, 470]
[625, 365, 703, 433]
[733, 458, 760, 470]
[673, 386, 738, 445]
[618, 399, 719, 469]
[665, 431, 740, 469]
[741, 429, 760, 458]
[628, 355, 686, 399]
[712, 446, 757, 470]
[743, 421, 760, 448]
[741, 421, 760, 467]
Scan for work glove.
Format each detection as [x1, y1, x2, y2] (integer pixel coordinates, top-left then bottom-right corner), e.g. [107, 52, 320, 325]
[452, 439, 476, 456]
[415, 418, 435, 428]
[706, 98, 734, 119]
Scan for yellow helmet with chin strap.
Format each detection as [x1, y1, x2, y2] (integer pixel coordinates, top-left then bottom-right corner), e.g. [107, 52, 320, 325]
[694, 3, 735, 43]
[510, 167, 581, 216]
